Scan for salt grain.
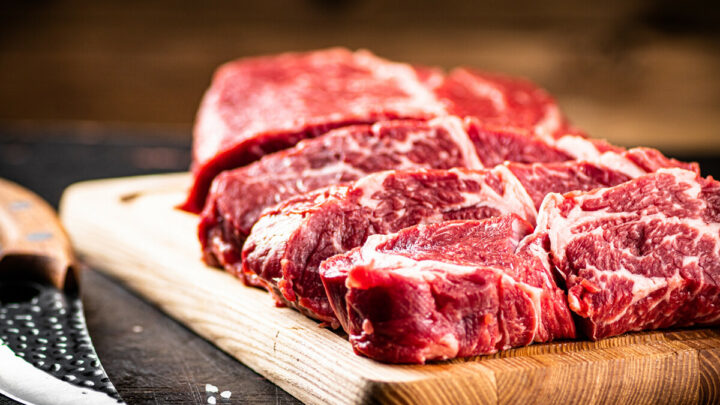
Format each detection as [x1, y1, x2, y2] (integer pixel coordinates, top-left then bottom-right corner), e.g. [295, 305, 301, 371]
[207, 396, 216, 404]
[131, 325, 143, 333]
[220, 391, 231, 399]
[205, 384, 218, 393]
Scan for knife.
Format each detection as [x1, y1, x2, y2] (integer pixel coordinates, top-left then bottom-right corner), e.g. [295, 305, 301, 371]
[0, 178, 123, 405]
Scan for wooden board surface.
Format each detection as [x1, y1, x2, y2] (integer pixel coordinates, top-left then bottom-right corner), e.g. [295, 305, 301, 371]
[59, 173, 720, 405]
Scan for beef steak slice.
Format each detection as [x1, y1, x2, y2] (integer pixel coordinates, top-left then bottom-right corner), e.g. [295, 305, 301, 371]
[320, 216, 576, 363]
[537, 168, 720, 339]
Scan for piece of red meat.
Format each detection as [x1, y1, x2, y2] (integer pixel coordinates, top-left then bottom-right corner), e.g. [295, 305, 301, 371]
[182, 48, 580, 213]
[181, 48, 445, 212]
[319, 216, 576, 363]
[241, 168, 537, 323]
[198, 117, 591, 274]
[537, 168, 720, 339]
[436, 68, 582, 139]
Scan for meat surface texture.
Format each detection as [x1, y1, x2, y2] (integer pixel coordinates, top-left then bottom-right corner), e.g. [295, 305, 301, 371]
[198, 116, 597, 271]
[241, 155, 668, 323]
[435, 68, 576, 138]
[198, 117, 482, 270]
[537, 168, 720, 339]
[241, 167, 536, 323]
[319, 216, 576, 363]
[182, 48, 577, 213]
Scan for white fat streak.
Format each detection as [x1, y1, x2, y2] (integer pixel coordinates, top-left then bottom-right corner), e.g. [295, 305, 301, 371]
[488, 165, 538, 224]
[367, 121, 421, 155]
[431, 116, 485, 170]
[418, 333, 461, 362]
[348, 256, 546, 354]
[354, 50, 446, 115]
[595, 151, 647, 178]
[353, 170, 396, 212]
[552, 138, 678, 179]
[354, 229, 483, 279]
[553, 135, 604, 161]
[532, 103, 564, 138]
[517, 235, 555, 289]
[365, 121, 468, 168]
[508, 273, 545, 344]
[601, 269, 684, 325]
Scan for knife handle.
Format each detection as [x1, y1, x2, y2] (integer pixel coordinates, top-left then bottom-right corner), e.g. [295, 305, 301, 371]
[0, 178, 76, 290]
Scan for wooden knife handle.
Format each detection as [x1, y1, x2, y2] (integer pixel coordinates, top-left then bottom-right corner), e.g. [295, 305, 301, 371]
[0, 178, 76, 290]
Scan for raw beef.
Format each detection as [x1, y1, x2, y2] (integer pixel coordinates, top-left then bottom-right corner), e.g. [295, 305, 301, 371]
[241, 168, 536, 323]
[537, 168, 720, 339]
[198, 117, 481, 270]
[181, 48, 445, 212]
[436, 68, 579, 138]
[507, 161, 635, 209]
[241, 154, 662, 323]
[319, 216, 576, 363]
[182, 48, 578, 213]
[198, 116, 590, 272]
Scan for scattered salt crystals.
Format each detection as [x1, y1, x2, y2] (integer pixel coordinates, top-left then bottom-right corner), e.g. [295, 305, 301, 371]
[220, 391, 232, 399]
[207, 396, 216, 404]
[131, 325, 143, 333]
[205, 384, 219, 393]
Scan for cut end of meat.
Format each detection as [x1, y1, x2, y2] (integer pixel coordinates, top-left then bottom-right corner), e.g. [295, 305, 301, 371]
[319, 216, 575, 363]
[537, 168, 720, 340]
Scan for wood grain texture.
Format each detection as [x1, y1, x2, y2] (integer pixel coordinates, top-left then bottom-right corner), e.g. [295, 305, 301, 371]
[59, 173, 720, 405]
[0, 177, 75, 289]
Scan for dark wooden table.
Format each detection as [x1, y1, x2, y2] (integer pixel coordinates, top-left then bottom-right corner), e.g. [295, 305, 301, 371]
[2, 124, 720, 405]
[0, 125, 300, 404]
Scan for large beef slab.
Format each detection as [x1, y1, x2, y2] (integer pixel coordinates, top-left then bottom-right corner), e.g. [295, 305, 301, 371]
[182, 48, 577, 212]
[320, 216, 576, 363]
[538, 168, 720, 339]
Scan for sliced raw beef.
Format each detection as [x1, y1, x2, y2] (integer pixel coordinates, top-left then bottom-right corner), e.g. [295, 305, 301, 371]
[436, 68, 579, 138]
[537, 168, 720, 339]
[198, 117, 481, 270]
[182, 48, 579, 213]
[507, 161, 635, 209]
[181, 48, 445, 212]
[506, 148, 695, 210]
[319, 216, 576, 363]
[242, 155, 655, 323]
[464, 118, 574, 167]
[198, 116, 594, 272]
[241, 168, 536, 323]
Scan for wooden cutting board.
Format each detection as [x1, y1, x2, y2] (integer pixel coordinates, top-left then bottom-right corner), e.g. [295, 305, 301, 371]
[59, 173, 720, 405]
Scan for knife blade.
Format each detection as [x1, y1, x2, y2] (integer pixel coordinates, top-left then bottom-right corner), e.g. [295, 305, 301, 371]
[0, 178, 123, 405]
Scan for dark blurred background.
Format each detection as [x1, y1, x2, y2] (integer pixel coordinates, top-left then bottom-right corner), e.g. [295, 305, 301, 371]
[1, 0, 719, 158]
